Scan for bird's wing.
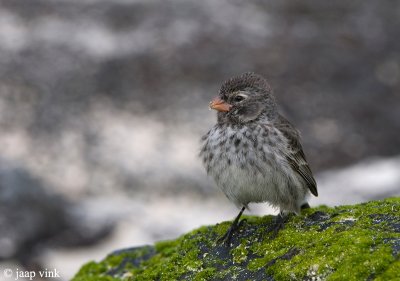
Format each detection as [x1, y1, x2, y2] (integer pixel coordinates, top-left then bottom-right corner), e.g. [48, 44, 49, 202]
[273, 115, 318, 197]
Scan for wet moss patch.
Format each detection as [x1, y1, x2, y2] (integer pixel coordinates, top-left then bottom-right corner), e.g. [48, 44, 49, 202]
[73, 197, 400, 281]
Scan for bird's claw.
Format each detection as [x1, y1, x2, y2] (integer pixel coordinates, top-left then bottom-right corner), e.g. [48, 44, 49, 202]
[268, 213, 289, 238]
[217, 218, 247, 245]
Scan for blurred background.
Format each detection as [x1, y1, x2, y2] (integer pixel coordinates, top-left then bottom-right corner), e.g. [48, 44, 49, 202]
[0, 0, 399, 279]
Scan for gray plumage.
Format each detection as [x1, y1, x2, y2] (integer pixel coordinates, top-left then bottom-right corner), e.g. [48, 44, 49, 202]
[200, 72, 317, 215]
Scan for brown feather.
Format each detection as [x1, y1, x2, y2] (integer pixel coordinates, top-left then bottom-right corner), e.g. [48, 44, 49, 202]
[273, 115, 318, 197]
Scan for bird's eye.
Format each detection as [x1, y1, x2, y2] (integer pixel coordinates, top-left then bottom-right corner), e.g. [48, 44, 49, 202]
[234, 95, 246, 102]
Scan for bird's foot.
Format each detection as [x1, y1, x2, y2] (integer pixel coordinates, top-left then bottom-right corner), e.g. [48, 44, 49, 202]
[268, 212, 290, 239]
[217, 218, 247, 245]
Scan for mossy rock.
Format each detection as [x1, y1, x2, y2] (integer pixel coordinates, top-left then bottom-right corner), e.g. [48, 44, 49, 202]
[73, 197, 400, 280]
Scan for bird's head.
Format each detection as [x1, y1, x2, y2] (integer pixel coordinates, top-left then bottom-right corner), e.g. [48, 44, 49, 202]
[209, 72, 277, 124]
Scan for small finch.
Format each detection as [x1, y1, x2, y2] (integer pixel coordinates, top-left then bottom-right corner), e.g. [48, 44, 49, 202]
[200, 72, 318, 244]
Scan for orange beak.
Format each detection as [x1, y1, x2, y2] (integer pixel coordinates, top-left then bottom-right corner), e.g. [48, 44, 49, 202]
[209, 97, 232, 112]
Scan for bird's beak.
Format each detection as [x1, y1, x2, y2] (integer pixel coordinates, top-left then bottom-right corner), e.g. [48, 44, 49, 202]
[209, 97, 232, 112]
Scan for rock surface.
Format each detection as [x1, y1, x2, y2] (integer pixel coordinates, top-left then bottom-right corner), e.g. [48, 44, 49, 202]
[73, 197, 400, 280]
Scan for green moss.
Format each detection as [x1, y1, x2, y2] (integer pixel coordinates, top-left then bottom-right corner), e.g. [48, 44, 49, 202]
[73, 197, 400, 281]
[73, 261, 117, 281]
[231, 239, 249, 264]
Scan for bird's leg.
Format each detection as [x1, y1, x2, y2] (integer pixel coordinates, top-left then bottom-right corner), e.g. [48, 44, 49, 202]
[218, 206, 246, 245]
